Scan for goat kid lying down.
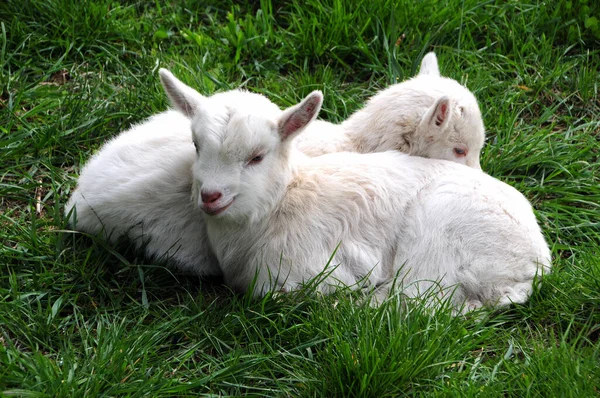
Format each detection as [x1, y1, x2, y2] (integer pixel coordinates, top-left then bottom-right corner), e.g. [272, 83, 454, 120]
[158, 70, 551, 311]
[66, 53, 485, 278]
[296, 52, 485, 169]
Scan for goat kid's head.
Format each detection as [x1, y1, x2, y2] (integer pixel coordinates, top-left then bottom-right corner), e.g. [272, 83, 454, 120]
[410, 52, 485, 169]
[159, 69, 323, 222]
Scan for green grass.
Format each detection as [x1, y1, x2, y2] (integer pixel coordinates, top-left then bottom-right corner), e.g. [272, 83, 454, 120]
[1, 0, 599, 395]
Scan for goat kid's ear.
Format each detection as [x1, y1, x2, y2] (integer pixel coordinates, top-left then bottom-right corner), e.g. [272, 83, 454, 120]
[278, 91, 323, 142]
[159, 68, 205, 118]
[418, 52, 440, 77]
[424, 96, 453, 131]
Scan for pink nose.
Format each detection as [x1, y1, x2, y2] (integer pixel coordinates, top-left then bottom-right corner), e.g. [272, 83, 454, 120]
[201, 191, 222, 204]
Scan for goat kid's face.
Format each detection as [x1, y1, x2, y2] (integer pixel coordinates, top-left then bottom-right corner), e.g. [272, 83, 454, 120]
[412, 95, 485, 169]
[159, 69, 323, 222]
[410, 52, 485, 169]
[191, 109, 283, 222]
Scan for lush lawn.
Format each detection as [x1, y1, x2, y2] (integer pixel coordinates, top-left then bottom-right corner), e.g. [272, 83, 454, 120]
[1, 0, 599, 395]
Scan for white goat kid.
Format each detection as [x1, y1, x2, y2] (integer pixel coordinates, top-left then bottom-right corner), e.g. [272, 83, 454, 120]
[296, 52, 485, 169]
[160, 70, 551, 311]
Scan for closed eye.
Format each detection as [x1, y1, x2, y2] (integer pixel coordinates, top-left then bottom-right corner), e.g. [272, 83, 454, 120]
[248, 154, 264, 165]
[453, 147, 467, 157]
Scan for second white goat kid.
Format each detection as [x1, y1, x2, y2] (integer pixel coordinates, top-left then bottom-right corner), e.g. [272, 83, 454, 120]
[296, 52, 486, 169]
[160, 69, 551, 311]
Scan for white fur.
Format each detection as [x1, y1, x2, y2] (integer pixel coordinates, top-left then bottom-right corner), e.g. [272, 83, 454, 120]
[167, 81, 551, 311]
[65, 110, 220, 274]
[295, 52, 486, 169]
